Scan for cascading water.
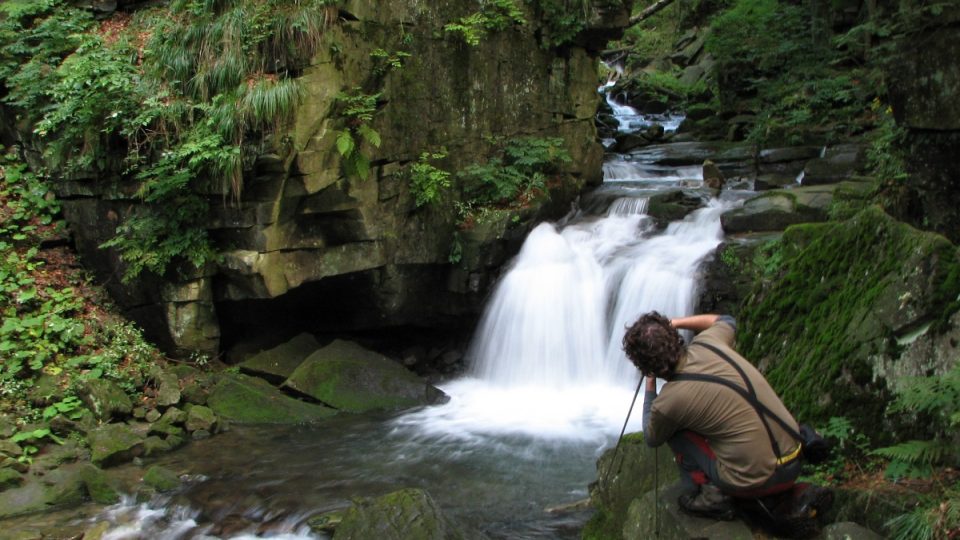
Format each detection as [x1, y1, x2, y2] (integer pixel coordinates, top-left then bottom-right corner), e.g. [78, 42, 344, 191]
[47, 93, 745, 540]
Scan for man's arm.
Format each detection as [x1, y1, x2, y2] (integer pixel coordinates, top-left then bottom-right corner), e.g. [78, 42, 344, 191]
[670, 314, 720, 332]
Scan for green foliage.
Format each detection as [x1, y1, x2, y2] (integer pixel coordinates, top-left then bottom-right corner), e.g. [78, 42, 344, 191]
[803, 416, 876, 484]
[528, 0, 589, 49]
[335, 89, 382, 181]
[409, 149, 451, 208]
[0, 152, 60, 242]
[460, 136, 570, 205]
[885, 481, 960, 540]
[370, 48, 411, 75]
[444, 0, 525, 46]
[704, 0, 874, 144]
[0, 0, 330, 281]
[43, 395, 84, 421]
[872, 365, 960, 480]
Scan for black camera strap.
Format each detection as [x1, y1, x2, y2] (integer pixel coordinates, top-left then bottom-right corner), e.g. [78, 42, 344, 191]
[673, 342, 803, 459]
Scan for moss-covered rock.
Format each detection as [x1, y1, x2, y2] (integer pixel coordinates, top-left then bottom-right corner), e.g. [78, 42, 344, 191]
[0, 466, 85, 519]
[738, 206, 960, 433]
[239, 333, 320, 382]
[647, 190, 706, 227]
[78, 463, 120, 504]
[87, 424, 145, 467]
[143, 465, 180, 492]
[332, 488, 482, 540]
[584, 432, 678, 540]
[77, 379, 133, 421]
[0, 468, 23, 491]
[184, 405, 217, 433]
[621, 483, 753, 540]
[282, 340, 448, 413]
[207, 373, 337, 423]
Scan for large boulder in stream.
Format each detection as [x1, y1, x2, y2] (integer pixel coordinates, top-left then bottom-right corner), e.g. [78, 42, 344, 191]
[76, 379, 133, 421]
[331, 488, 486, 540]
[239, 332, 321, 382]
[208, 373, 337, 423]
[282, 340, 449, 413]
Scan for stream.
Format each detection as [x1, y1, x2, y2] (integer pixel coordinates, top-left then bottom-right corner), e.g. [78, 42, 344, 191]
[34, 94, 753, 539]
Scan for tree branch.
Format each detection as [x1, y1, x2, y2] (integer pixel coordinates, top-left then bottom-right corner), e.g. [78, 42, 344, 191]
[629, 0, 676, 26]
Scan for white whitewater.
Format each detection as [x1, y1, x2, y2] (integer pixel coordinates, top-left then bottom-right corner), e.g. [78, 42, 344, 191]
[394, 180, 733, 443]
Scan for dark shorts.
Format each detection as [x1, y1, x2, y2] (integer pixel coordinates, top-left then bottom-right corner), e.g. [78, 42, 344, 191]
[668, 430, 802, 498]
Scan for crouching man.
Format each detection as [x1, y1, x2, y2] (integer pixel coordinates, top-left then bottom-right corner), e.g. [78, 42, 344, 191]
[621, 312, 805, 520]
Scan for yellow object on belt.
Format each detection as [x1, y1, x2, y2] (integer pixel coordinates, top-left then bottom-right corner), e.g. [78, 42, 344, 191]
[777, 444, 802, 465]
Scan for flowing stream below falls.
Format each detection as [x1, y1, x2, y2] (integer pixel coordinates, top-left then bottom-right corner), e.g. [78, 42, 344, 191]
[34, 98, 756, 539]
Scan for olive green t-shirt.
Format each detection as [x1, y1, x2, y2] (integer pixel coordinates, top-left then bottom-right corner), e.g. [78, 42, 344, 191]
[645, 318, 800, 489]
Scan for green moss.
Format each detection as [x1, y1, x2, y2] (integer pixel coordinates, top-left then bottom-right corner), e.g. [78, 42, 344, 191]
[581, 508, 619, 540]
[207, 373, 336, 423]
[738, 207, 960, 429]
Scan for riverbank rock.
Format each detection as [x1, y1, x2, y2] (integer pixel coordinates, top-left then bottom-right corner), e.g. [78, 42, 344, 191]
[77, 379, 133, 421]
[208, 373, 337, 423]
[78, 463, 121, 505]
[239, 333, 321, 382]
[622, 482, 754, 539]
[737, 206, 960, 433]
[720, 187, 832, 233]
[331, 488, 486, 540]
[281, 340, 448, 413]
[583, 433, 678, 539]
[87, 424, 145, 467]
[0, 465, 86, 519]
[143, 465, 180, 492]
[648, 190, 706, 227]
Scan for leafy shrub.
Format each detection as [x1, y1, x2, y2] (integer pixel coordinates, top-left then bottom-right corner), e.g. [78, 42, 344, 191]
[444, 0, 525, 46]
[335, 89, 382, 181]
[460, 136, 570, 205]
[409, 150, 451, 208]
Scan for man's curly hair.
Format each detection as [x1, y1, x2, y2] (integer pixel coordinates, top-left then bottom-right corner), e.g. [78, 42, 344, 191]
[622, 311, 684, 379]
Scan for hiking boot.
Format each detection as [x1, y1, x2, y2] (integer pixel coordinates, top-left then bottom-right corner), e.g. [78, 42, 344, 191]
[772, 484, 835, 538]
[678, 483, 736, 521]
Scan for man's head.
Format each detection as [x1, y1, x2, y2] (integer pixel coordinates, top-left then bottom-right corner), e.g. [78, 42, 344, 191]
[622, 311, 684, 379]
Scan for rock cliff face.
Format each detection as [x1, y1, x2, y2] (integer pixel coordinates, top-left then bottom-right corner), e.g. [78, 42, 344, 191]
[56, 0, 633, 356]
[887, 10, 960, 244]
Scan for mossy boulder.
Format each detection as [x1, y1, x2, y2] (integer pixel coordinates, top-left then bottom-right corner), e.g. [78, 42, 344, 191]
[77, 379, 133, 421]
[738, 206, 960, 433]
[0, 466, 86, 519]
[332, 488, 482, 540]
[87, 423, 145, 467]
[78, 463, 120, 504]
[154, 369, 182, 407]
[207, 373, 337, 423]
[647, 190, 706, 227]
[621, 483, 754, 540]
[584, 432, 678, 540]
[0, 468, 23, 491]
[239, 333, 320, 382]
[282, 340, 448, 413]
[143, 465, 180, 492]
[184, 405, 218, 433]
[721, 186, 833, 233]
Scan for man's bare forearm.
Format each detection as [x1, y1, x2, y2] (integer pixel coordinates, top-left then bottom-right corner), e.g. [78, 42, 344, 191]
[670, 314, 720, 332]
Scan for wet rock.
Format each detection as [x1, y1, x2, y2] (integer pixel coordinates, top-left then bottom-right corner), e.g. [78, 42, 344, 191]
[702, 159, 725, 191]
[801, 144, 866, 186]
[648, 190, 706, 227]
[145, 409, 162, 423]
[77, 379, 133, 421]
[143, 465, 180, 492]
[622, 482, 754, 539]
[720, 185, 837, 233]
[0, 439, 22, 458]
[585, 432, 678, 538]
[239, 332, 320, 382]
[87, 424, 145, 467]
[0, 468, 23, 491]
[78, 463, 120, 504]
[282, 340, 449, 413]
[154, 368, 182, 407]
[754, 173, 799, 191]
[208, 373, 337, 423]
[0, 415, 15, 439]
[332, 488, 485, 540]
[821, 521, 884, 539]
[0, 465, 85, 519]
[143, 435, 172, 456]
[185, 405, 218, 433]
[82, 521, 112, 540]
